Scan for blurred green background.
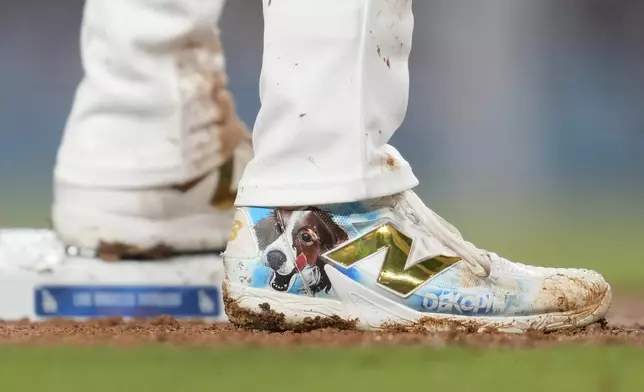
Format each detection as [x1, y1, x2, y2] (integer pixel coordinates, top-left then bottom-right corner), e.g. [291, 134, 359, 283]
[2, 0, 643, 293]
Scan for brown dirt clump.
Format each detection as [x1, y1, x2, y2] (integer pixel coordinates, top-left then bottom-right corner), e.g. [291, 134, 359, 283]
[223, 285, 357, 332]
[0, 296, 641, 348]
[97, 241, 176, 261]
[383, 316, 487, 334]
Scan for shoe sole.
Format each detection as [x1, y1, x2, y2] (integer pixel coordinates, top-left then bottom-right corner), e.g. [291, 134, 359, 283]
[53, 205, 233, 259]
[223, 267, 612, 333]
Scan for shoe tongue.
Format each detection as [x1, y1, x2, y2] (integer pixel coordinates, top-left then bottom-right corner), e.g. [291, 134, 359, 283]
[399, 191, 463, 238]
[366, 192, 464, 244]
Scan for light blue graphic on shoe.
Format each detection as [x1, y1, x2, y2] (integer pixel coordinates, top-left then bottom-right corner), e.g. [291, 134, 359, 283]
[224, 191, 611, 332]
[240, 204, 569, 317]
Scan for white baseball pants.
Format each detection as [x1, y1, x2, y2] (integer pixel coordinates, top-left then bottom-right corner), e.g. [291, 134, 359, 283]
[56, 0, 418, 207]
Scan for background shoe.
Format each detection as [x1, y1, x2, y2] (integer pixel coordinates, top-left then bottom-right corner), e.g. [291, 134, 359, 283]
[53, 138, 252, 260]
[223, 190, 611, 332]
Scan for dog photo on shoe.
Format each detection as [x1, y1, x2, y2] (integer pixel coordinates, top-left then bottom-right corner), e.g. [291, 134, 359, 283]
[254, 208, 348, 294]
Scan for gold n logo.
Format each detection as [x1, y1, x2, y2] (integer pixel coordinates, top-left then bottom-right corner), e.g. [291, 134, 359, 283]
[325, 223, 460, 297]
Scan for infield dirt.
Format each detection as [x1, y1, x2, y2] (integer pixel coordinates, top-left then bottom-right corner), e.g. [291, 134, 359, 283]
[0, 296, 641, 348]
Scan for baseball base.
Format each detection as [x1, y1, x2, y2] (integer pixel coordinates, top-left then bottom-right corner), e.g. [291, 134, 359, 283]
[0, 229, 227, 322]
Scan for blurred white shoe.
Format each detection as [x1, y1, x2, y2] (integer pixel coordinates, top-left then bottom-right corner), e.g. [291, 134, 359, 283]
[53, 139, 251, 260]
[223, 190, 611, 332]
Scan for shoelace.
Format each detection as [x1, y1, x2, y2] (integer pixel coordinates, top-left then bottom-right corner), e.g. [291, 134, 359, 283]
[400, 190, 493, 278]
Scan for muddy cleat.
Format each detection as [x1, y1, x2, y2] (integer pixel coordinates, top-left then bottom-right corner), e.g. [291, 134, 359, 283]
[223, 191, 611, 333]
[52, 137, 251, 261]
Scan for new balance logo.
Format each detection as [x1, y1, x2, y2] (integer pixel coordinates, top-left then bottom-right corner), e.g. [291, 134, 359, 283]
[324, 222, 460, 297]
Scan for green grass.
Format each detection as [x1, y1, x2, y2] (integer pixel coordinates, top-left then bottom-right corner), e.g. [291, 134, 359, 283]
[0, 346, 642, 391]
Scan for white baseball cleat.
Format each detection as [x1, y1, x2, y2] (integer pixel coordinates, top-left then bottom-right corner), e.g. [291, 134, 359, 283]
[222, 190, 611, 332]
[52, 138, 251, 260]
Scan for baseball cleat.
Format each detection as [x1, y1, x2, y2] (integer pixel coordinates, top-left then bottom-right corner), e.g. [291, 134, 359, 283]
[223, 190, 611, 332]
[53, 138, 252, 261]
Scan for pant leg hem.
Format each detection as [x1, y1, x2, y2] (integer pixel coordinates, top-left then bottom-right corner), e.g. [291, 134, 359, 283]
[234, 168, 419, 207]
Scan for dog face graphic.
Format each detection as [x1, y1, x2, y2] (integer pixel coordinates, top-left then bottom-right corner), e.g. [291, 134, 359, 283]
[255, 208, 348, 293]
